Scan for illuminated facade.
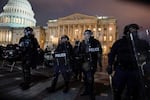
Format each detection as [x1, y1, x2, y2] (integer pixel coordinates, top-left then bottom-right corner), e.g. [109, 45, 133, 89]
[47, 13, 117, 54]
[0, 27, 12, 46]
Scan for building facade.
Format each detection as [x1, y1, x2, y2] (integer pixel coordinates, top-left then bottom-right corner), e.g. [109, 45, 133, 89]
[0, 27, 12, 46]
[47, 13, 117, 55]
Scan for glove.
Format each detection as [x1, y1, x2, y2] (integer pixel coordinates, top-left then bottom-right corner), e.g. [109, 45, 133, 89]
[107, 65, 113, 75]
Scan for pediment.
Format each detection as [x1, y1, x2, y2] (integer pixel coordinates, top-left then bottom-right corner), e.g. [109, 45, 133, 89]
[59, 13, 96, 20]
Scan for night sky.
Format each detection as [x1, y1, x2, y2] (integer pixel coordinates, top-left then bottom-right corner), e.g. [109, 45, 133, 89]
[0, 0, 150, 35]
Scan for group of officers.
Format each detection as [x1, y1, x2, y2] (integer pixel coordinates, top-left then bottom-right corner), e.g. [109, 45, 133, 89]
[17, 23, 149, 100]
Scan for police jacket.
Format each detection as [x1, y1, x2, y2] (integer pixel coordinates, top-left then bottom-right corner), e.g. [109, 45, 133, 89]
[54, 41, 73, 66]
[80, 37, 102, 66]
[19, 34, 39, 57]
[73, 41, 82, 60]
[108, 36, 150, 70]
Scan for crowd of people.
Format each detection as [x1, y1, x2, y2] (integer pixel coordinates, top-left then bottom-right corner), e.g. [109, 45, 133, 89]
[0, 23, 149, 100]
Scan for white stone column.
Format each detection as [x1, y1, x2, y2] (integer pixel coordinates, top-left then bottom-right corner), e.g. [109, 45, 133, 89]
[73, 24, 75, 39]
[83, 24, 86, 32]
[58, 26, 60, 37]
[95, 24, 97, 38]
[68, 24, 70, 37]
[89, 24, 92, 30]
[63, 25, 65, 35]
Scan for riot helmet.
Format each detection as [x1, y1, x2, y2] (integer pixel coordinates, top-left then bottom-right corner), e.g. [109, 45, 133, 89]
[83, 30, 93, 40]
[75, 40, 80, 46]
[128, 24, 140, 38]
[128, 24, 139, 30]
[24, 27, 33, 37]
[84, 30, 93, 35]
[123, 24, 140, 35]
[124, 24, 140, 39]
[61, 35, 69, 40]
[123, 25, 130, 35]
[60, 35, 69, 43]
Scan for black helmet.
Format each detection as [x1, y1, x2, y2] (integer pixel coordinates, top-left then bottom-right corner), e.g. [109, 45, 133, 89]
[75, 40, 80, 46]
[61, 35, 69, 40]
[24, 27, 33, 36]
[24, 27, 33, 32]
[75, 40, 80, 44]
[84, 29, 93, 35]
[123, 24, 140, 35]
[123, 25, 130, 35]
[128, 24, 139, 30]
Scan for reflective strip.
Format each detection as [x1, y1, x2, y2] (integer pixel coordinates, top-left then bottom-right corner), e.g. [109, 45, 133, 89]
[9, 51, 13, 55]
[55, 53, 66, 58]
[89, 47, 99, 52]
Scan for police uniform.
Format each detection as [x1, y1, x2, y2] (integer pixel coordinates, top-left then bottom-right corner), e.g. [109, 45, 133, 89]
[19, 27, 39, 89]
[107, 24, 150, 100]
[80, 30, 102, 100]
[72, 40, 82, 80]
[47, 35, 73, 93]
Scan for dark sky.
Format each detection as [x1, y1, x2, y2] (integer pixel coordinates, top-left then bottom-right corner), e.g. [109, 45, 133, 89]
[0, 0, 150, 34]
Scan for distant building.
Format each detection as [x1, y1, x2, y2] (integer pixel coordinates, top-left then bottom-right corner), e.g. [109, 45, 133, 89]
[47, 13, 117, 54]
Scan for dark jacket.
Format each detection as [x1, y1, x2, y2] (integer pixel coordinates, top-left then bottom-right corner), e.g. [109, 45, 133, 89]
[19, 34, 39, 60]
[54, 41, 73, 66]
[108, 36, 150, 69]
[80, 36, 102, 68]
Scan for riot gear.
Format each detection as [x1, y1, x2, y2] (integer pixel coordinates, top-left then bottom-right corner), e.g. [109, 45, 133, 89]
[19, 27, 40, 90]
[107, 24, 150, 100]
[80, 30, 102, 100]
[72, 40, 82, 80]
[47, 35, 73, 93]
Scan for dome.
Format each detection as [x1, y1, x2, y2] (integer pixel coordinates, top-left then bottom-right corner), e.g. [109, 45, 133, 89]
[0, 0, 36, 28]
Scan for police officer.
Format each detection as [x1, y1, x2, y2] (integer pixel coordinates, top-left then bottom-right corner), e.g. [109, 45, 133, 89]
[19, 27, 40, 90]
[107, 24, 150, 100]
[72, 40, 82, 80]
[47, 35, 73, 93]
[80, 30, 102, 100]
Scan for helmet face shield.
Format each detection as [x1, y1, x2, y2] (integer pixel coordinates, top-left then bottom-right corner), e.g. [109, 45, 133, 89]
[24, 27, 33, 36]
[128, 24, 139, 30]
[83, 30, 93, 35]
[24, 30, 32, 36]
[61, 37, 67, 42]
[83, 30, 93, 40]
[60, 35, 69, 43]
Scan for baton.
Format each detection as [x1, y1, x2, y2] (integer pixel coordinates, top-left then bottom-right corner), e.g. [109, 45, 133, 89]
[109, 75, 114, 100]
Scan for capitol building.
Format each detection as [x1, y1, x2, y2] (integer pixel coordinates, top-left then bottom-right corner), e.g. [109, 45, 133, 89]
[0, 0, 36, 27]
[0, 0, 118, 56]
